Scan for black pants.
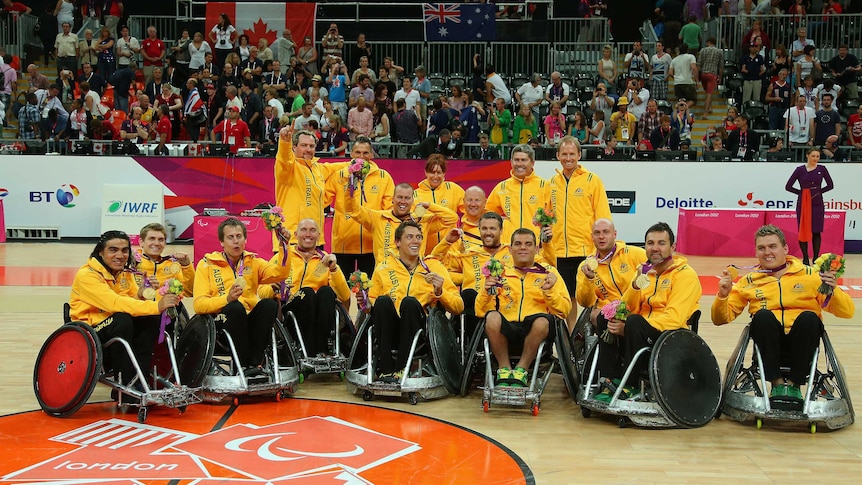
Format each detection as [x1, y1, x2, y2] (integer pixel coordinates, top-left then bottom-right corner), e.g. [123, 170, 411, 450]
[334, 252, 375, 278]
[460, 289, 480, 339]
[284, 286, 338, 356]
[556, 256, 585, 300]
[220, 299, 278, 367]
[595, 313, 662, 380]
[750, 309, 823, 384]
[95, 312, 161, 385]
[371, 296, 425, 374]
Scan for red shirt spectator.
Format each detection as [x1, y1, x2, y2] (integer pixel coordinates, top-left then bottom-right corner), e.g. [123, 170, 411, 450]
[1, 1, 31, 14]
[212, 106, 251, 152]
[155, 115, 172, 143]
[847, 109, 862, 147]
[141, 28, 165, 67]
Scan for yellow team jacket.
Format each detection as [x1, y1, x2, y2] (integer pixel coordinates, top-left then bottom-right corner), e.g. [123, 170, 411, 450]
[277, 247, 351, 304]
[486, 170, 552, 244]
[622, 255, 702, 332]
[325, 161, 394, 255]
[575, 241, 647, 309]
[69, 258, 160, 326]
[431, 238, 557, 291]
[135, 254, 195, 297]
[711, 256, 855, 332]
[368, 254, 464, 315]
[475, 263, 572, 321]
[413, 180, 465, 255]
[346, 194, 459, 263]
[274, 138, 348, 246]
[193, 250, 292, 314]
[548, 166, 612, 258]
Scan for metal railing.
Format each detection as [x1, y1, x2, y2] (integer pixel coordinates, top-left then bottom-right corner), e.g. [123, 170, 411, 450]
[127, 16, 183, 46]
[714, 13, 862, 54]
[0, 12, 39, 64]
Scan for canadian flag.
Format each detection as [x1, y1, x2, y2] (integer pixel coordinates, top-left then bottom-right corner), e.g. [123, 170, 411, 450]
[205, 2, 316, 50]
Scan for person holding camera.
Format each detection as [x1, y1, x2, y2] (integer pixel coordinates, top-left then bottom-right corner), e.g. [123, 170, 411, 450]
[590, 82, 615, 124]
[624, 41, 650, 81]
[321, 23, 344, 71]
[209, 13, 237, 67]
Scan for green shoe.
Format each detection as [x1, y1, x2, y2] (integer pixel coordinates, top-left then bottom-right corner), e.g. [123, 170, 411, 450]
[594, 387, 613, 403]
[511, 367, 528, 388]
[769, 384, 789, 398]
[786, 385, 803, 400]
[496, 367, 512, 387]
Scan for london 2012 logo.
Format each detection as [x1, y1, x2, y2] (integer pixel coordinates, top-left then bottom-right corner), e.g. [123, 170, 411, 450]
[2, 416, 420, 483]
[56, 184, 80, 208]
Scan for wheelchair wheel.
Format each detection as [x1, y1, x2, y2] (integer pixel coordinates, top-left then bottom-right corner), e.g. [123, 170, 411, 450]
[822, 332, 854, 421]
[33, 322, 102, 417]
[348, 312, 371, 370]
[428, 307, 462, 395]
[273, 318, 301, 368]
[649, 329, 722, 428]
[336, 302, 356, 357]
[174, 315, 216, 388]
[554, 318, 579, 401]
[718, 325, 751, 417]
[152, 305, 192, 387]
[459, 320, 486, 397]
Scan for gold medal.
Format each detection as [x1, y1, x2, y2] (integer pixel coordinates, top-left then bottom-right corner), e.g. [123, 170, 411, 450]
[166, 262, 181, 275]
[234, 277, 247, 290]
[413, 205, 427, 219]
[585, 257, 599, 271]
[142, 288, 157, 300]
[726, 265, 739, 280]
[635, 274, 651, 290]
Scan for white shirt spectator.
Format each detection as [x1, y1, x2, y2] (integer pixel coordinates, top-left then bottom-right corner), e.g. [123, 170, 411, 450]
[797, 85, 820, 110]
[650, 52, 672, 81]
[815, 83, 841, 111]
[669, 53, 697, 85]
[394, 88, 421, 110]
[293, 113, 318, 130]
[790, 38, 815, 63]
[516, 81, 543, 109]
[486, 72, 511, 104]
[784, 105, 816, 143]
[626, 87, 650, 120]
[268, 97, 285, 119]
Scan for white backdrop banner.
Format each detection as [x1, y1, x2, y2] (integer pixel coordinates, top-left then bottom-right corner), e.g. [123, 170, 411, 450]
[100, 184, 164, 237]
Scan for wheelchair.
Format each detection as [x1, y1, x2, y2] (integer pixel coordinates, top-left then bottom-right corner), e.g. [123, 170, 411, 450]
[33, 305, 201, 423]
[283, 302, 357, 381]
[345, 307, 458, 405]
[577, 312, 723, 428]
[460, 317, 577, 415]
[720, 325, 854, 433]
[175, 313, 300, 404]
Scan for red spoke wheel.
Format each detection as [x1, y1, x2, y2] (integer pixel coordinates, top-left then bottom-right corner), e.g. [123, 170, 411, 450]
[33, 322, 102, 417]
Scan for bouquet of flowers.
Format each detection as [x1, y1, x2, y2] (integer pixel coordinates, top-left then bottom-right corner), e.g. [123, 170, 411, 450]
[813, 253, 846, 307]
[348, 270, 371, 312]
[262, 205, 285, 232]
[481, 258, 505, 295]
[599, 300, 629, 344]
[158, 278, 185, 318]
[347, 158, 371, 199]
[532, 207, 556, 243]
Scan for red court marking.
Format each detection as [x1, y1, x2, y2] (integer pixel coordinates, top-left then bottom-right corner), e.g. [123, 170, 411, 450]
[0, 399, 531, 484]
[0, 266, 78, 286]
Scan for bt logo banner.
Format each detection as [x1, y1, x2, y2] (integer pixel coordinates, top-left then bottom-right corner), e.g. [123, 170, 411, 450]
[29, 184, 80, 207]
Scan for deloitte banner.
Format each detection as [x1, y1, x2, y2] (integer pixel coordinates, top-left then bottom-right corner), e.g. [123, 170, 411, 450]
[0, 156, 859, 250]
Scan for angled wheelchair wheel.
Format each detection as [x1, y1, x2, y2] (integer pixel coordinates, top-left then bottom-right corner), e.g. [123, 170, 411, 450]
[33, 322, 103, 417]
[822, 331, 854, 421]
[174, 314, 216, 388]
[348, 312, 371, 370]
[719, 325, 751, 416]
[459, 320, 486, 397]
[571, 307, 595, 375]
[555, 318, 579, 401]
[428, 308, 462, 395]
[152, 304, 192, 387]
[273, 318, 301, 368]
[336, 302, 356, 357]
[650, 329, 722, 428]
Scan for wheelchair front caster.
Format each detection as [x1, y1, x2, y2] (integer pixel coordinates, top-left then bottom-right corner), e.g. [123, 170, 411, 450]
[810, 422, 817, 434]
[362, 390, 373, 401]
[137, 407, 148, 423]
[618, 417, 628, 428]
[531, 403, 540, 416]
[756, 418, 763, 429]
[581, 406, 592, 419]
[408, 392, 418, 405]
[482, 400, 490, 413]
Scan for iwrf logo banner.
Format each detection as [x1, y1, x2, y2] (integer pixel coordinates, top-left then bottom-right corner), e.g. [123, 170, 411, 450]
[100, 184, 164, 239]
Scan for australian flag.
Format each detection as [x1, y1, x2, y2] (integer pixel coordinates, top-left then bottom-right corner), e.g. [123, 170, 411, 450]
[424, 3, 496, 42]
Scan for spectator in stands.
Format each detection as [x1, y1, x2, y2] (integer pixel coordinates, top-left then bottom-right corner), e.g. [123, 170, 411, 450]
[200, 52, 219, 80]
[321, 23, 345, 69]
[348, 95, 373, 139]
[476, 132, 500, 160]
[210, 14, 237, 67]
[327, 62, 348, 122]
[79, 81, 102, 119]
[257, 38, 273, 63]
[224, 85, 243, 119]
[27, 64, 51, 93]
[795, 45, 821, 91]
[144, 67, 165, 101]
[460, 98, 485, 143]
[815, 79, 840, 111]
[218, 62, 239, 94]
[77, 29, 98, 69]
[137, 94, 155, 123]
[740, 41, 765, 103]
[327, 114, 349, 155]
[3, 0, 31, 14]
[351, 55, 377, 86]
[212, 105, 250, 152]
[349, 74, 374, 108]
[140, 26, 165, 84]
[67, 98, 88, 138]
[264, 87, 285, 120]
[115, 25, 140, 73]
[271, 29, 295, 74]
[262, 60, 287, 99]
[588, 109, 606, 143]
[484, 63, 511, 105]
[637, 99, 661, 145]
[514, 103, 539, 145]
[624, 76, 650, 121]
[598, 45, 618, 95]
[370, 101, 391, 145]
[585, 0, 608, 42]
[544, 101, 567, 146]
[234, 34, 251, 63]
[809, 0, 843, 47]
[427, 98, 451, 136]
[120, 107, 149, 143]
[624, 41, 650, 80]
[668, 45, 697, 111]
[90, 116, 118, 141]
[650, 41, 672, 102]
[413, 65, 431, 121]
[649, 114, 680, 151]
[765, 68, 792, 131]
[798, 75, 819, 110]
[375, 68, 394, 103]
[405, 128, 452, 159]
[0, 54, 16, 123]
[771, 43, 792, 88]
[285, 84, 306, 120]
[239, 79, 262, 136]
[152, 105, 171, 155]
[786, 94, 816, 147]
[791, 27, 814, 63]
[726, 113, 760, 160]
[78, 62, 105, 95]
[391, 98, 421, 144]
[515, 73, 543, 117]
[171, 29, 192, 79]
[394, 77, 421, 112]
[566, 110, 588, 144]
[239, 47, 264, 85]
[297, 36, 318, 76]
[18, 92, 40, 139]
[590, 81, 615, 123]
[671, 99, 695, 144]
[678, 16, 702, 55]
[382, 56, 404, 87]
[813, 92, 840, 146]
[471, 54, 486, 101]
[847, 103, 862, 149]
[259, 104, 280, 144]
[706, 130, 726, 152]
[698, 37, 722, 115]
[56, 68, 75, 109]
[41, 108, 68, 151]
[545, 71, 571, 114]
[154, 82, 183, 141]
[741, 19, 771, 56]
[54, 21, 78, 78]
[829, 45, 861, 102]
[489, 97, 511, 146]
[610, 96, 637, 145]
[819, 134, 848, 161]
[183, 78, 205, 141]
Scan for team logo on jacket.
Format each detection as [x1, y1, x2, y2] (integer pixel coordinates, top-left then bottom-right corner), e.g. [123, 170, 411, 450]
[619, 263, 630, 272]
[792, 283, 805, 293]
[529, 195, 537, 203]
[370, 184, 379, 193]
[659, 278, 671, 290]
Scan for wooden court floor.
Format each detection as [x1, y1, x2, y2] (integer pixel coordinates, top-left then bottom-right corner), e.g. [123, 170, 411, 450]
[1, 241, 861, 484]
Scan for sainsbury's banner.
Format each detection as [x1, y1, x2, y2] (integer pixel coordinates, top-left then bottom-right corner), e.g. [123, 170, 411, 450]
[205, 2, 316, 54]
[0, 156, 859, 251]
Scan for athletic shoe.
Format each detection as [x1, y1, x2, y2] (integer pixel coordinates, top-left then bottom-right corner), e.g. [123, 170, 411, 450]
[496, 367, 512, 387]
[511, 367, 528, 388]
[786, 385, 803, 400]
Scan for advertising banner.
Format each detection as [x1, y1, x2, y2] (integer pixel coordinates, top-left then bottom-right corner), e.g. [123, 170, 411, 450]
[100, 184, 164, 237]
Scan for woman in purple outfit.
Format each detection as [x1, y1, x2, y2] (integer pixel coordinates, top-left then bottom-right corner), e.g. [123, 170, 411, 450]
[784, 148, 834, 265]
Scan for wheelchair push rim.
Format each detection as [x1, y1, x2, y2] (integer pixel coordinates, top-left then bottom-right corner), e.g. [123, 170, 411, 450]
[174, 314, 216, 388]
[555, 318, 579, 401]
[428, 308, 462, 395]
[459, 319, 486, 397]
[33, 322, 103, 417]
